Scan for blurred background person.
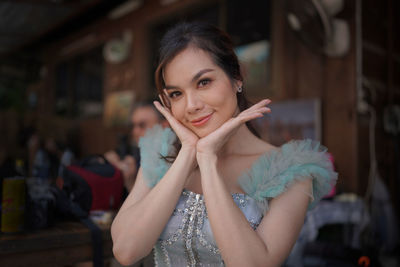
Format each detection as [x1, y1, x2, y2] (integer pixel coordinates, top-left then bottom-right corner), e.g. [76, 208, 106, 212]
[105, 102, 168, 194]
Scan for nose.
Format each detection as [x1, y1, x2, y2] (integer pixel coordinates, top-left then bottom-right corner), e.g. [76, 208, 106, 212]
[186, 91, 203, 114]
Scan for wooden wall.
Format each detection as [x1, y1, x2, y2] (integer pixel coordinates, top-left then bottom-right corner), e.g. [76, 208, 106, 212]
[41, 0, 215, 155]
[35, 0, 365, 194]
[359, 0, 400, 214]
[270, 1, 358, 193]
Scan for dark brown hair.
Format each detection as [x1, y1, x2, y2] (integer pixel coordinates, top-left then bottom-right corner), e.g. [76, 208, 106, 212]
[155, 22, 259, 161]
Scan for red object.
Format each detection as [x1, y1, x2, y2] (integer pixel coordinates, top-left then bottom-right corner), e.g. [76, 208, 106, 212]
[358, 256, 370, 267]
[67, 165, 123, 211]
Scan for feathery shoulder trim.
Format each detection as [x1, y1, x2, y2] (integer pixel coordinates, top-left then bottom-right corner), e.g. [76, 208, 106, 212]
[238, 139, 338, 212]
[138, 125, 176, 187]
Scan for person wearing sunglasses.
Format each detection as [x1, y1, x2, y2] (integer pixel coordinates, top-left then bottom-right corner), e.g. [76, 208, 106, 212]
[105, 102, 167, 193]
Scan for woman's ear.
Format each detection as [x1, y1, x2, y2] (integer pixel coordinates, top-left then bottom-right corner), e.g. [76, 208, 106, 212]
[233, 80, 243, 92]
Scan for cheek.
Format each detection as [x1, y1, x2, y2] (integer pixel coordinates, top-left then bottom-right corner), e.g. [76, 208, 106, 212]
[215, 80, 236, 100]
[171, 103, 185, 122]
[209, 87, 237, 110]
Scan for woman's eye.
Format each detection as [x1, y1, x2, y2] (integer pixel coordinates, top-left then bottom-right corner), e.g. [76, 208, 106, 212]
[198, 79, 211, 88]
[168, 91, 181, 98]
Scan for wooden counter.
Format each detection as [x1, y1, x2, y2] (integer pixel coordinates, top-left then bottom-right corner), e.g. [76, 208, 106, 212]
[0, 221, 113, 267]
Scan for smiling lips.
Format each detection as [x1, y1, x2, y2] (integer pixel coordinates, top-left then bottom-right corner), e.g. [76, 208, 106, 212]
[190, 113, 213, 126]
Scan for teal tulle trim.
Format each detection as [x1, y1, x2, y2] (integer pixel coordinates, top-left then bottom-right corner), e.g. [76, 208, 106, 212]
[138, 125, 177, 187]
[238, 139, 338, 212]
[140, 131, 337, 211]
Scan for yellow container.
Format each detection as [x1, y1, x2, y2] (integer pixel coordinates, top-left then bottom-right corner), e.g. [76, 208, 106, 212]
[1, 177, 26, 233]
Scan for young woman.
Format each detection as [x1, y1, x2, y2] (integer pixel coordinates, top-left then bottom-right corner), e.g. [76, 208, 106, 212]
[111, 22, 337, 267]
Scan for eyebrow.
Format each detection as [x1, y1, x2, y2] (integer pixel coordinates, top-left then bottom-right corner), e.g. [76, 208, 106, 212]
[165, 68, 214, 90]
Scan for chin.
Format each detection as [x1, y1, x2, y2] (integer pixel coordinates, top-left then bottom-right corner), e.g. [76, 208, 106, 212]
[188, 128, 205, 138]
[195, 131, 208, 138]
[190, 124, 220, 138]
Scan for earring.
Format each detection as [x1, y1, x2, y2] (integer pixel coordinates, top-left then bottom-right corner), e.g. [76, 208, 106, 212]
[237, 86, 243, 93]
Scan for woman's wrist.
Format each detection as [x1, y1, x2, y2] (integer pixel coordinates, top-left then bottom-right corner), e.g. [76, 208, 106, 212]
[197, 153, 219, 186]
[196, 152, 217, 169]
[178, 144, 197, 157]
[177, 145, 198, 170]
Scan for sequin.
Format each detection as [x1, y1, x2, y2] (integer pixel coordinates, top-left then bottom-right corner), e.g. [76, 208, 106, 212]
[155, 190, 264, 266]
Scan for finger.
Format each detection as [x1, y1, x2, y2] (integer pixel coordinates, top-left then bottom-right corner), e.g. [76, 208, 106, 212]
[246, 99, 271, 112]
[158, 93, 171, 110]
[153, 101, 185, 130]
[243, 111, 266, 121]
[254, 106, 271, 114]
[153, 101, 173, 120]
[246, 107, 270, 118]
[258, 98, 271, 106]
[235, 106, 270, 125]
[239, 100, 271, 117]
[238, 106, 270, 119]
[162, 89, 172, 108]
[263, 98, 272, 105]
[158, 94, 166, 107]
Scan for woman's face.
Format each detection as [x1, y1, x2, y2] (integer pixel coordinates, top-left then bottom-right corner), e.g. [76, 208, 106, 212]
[163, 46, 241, 137]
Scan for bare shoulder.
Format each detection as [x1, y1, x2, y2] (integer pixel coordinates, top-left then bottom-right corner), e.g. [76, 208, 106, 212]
[249, 135, 278, 156]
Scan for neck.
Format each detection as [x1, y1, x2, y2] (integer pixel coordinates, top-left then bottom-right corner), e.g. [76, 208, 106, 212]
[217, 124, 257, 157]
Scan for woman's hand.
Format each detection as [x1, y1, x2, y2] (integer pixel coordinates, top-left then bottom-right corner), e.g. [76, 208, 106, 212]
[153, 100, 199, 150]
[196, 99, 271, 157]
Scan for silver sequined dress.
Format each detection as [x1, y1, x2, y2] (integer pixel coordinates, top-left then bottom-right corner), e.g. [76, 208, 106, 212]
[153, 190, 264, 266]
[138, 126, 338, 267]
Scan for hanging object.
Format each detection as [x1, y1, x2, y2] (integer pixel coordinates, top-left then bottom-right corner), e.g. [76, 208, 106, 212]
[103, 30, 133, 64]
[286, 0, 350, 57]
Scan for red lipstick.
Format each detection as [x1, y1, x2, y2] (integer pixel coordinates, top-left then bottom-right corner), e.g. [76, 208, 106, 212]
[191, 113, 212, 126]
